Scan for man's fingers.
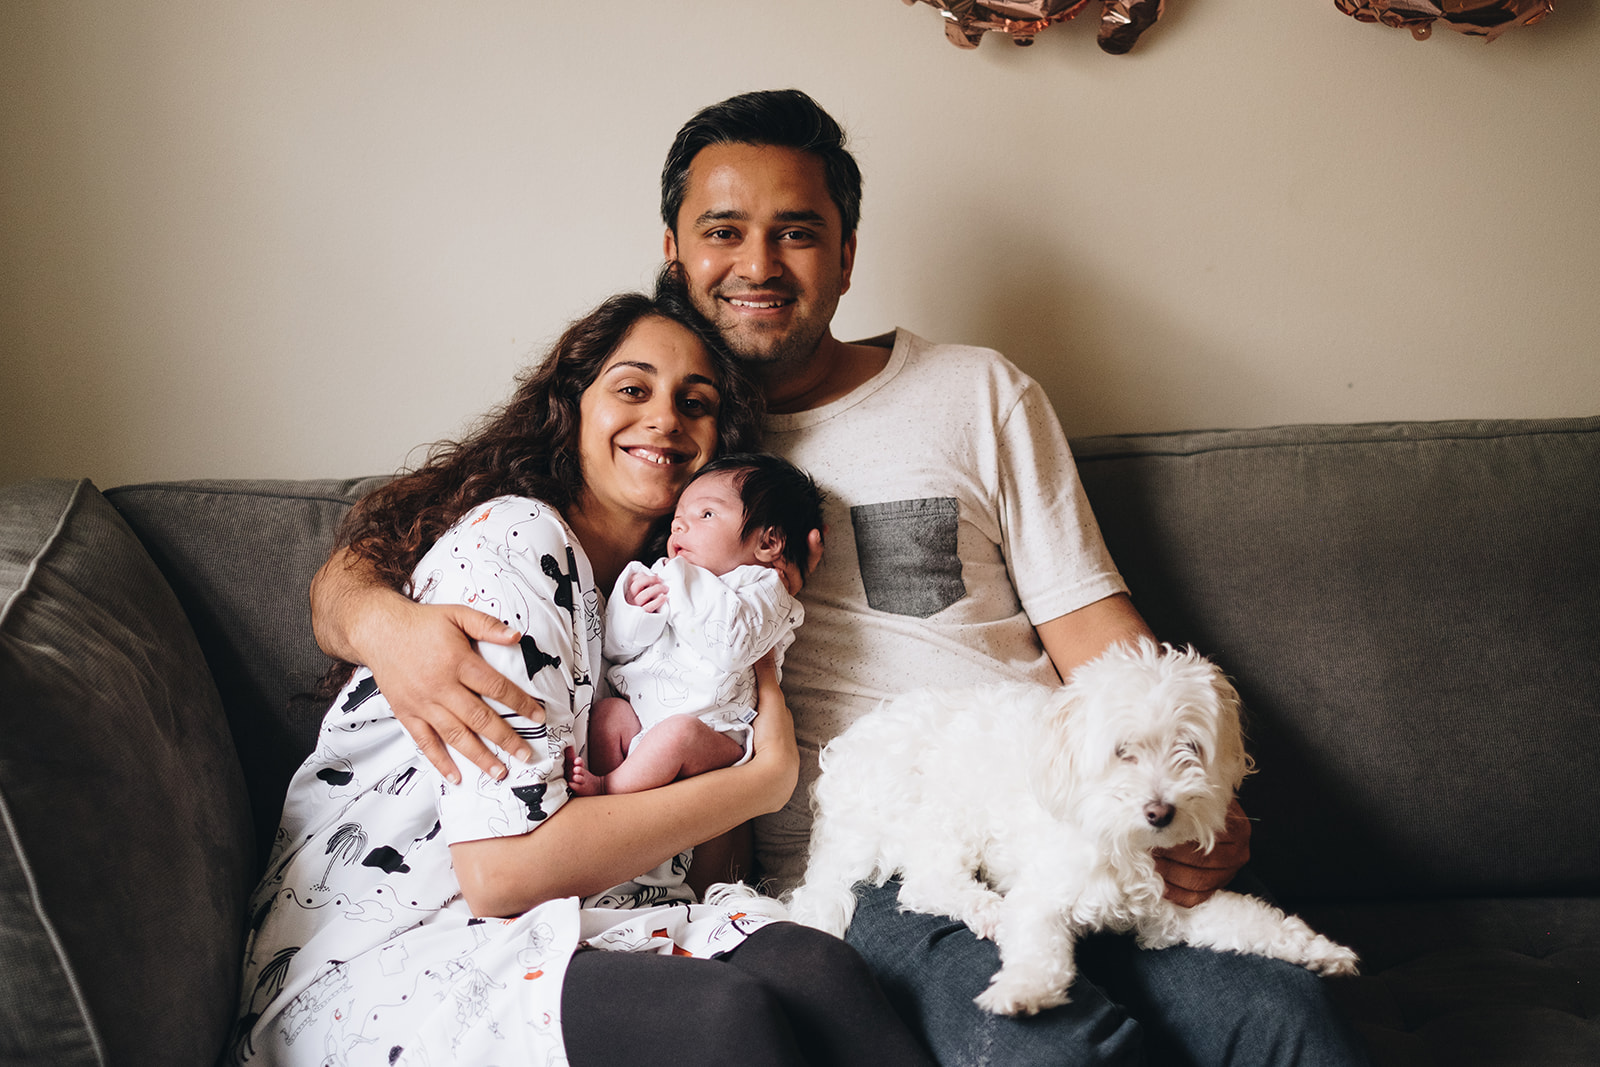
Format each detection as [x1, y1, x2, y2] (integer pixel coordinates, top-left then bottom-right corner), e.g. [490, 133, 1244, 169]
[447, 604, 523, 646]
[461, 658, 545, 726]
[401, 720, 467, 785]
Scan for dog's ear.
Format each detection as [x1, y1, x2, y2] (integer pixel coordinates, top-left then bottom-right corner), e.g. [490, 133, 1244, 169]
[1026, 687, 1083, 820]
[1209, 668, 1254, 791]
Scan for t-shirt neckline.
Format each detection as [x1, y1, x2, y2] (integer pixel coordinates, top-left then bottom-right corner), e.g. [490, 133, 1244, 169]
[763, 329, 909, 433]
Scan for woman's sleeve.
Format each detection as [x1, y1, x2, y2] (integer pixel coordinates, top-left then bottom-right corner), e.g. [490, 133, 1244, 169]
[415, 500, 596, 846]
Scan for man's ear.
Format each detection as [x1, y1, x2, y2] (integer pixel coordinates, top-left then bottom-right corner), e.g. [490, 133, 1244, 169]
[664, 227, 679, 263]
[839, 231, 857, 296]
[752, 527, 786, 565]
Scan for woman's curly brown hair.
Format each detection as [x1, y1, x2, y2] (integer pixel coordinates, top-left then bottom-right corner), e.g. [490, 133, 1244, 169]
[336, 271, 763, 599]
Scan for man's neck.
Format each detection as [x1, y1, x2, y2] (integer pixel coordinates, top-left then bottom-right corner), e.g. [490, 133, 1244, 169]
[760, 332, 892, 415]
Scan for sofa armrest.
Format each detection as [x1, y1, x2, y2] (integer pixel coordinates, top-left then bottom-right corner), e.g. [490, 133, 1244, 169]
[0, 478, 253, 1066]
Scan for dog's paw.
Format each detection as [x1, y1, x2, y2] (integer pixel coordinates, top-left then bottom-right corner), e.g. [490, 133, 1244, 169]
[960, 890, 1006, 941]
[1303, 937, 1360, 977]
[973, 969, 1072, 1016]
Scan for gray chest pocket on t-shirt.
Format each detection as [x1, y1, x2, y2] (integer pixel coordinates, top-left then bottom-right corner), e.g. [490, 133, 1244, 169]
[850, 497, 965, 618]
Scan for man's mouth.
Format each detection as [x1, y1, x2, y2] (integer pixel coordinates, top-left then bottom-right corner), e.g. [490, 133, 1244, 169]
[721, 293, 794, 311]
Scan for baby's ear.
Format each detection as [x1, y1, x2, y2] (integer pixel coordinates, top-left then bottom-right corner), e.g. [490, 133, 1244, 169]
[752, 526, 787, 564]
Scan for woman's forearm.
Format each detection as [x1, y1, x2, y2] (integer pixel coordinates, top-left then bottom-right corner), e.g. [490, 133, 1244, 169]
[452, 662, 799, 917]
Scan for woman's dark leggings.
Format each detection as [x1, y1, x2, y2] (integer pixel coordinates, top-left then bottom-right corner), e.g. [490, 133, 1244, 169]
[561, 920, 934, 1066]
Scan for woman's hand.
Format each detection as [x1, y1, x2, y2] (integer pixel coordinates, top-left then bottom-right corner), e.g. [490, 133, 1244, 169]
[311, 547, 540, 783]
[1154, 797, 1252, 907]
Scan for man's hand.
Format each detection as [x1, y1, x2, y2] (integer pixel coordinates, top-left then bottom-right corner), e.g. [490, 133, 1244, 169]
[361, 599, 541, 785]
[1154, 798, 1252, 908]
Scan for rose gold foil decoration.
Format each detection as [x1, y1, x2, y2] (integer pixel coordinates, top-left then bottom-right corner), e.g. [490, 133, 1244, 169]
[1334, 0, 1553, 40]
[902, 0, 1167, 54]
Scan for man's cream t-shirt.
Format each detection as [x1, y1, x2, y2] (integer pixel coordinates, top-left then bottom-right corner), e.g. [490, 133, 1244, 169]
[757, 329, 1128, 890]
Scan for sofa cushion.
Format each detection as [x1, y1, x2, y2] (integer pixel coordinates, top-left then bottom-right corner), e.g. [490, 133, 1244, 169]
[104, 476, 388, 866]
[1074, 417, 1600, 904]
[0, 479, 253, 1067]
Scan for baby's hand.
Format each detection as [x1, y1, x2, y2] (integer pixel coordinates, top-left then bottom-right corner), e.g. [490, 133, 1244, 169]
[626, 572, 668, 613]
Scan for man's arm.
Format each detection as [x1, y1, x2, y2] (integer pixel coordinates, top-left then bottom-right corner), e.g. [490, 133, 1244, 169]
[1035, 593, 1249, 905]
[310, 545, 540, 783]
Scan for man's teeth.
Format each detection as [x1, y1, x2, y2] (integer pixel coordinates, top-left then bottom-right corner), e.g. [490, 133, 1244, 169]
[728, 298, 786, 309]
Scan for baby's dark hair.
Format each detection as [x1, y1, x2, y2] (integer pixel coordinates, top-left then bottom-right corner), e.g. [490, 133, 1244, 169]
[690, 452, 825, 582]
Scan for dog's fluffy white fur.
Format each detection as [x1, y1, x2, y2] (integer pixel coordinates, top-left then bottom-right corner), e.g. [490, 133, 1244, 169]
[786, 638, 1358, 1016]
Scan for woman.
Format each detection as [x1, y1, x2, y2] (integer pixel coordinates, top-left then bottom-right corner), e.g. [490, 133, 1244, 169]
[229, 281, 931, 1066]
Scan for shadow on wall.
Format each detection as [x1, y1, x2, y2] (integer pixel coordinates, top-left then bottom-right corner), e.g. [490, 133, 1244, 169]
[950, 226, 1266, 437]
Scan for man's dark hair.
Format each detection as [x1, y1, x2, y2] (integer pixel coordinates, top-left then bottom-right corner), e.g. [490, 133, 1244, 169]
[689, 452, 826, 583]
[661, 89, 863, 241]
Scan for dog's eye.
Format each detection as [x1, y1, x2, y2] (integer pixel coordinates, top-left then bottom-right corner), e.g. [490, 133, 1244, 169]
[1116, 744, 1138, 764]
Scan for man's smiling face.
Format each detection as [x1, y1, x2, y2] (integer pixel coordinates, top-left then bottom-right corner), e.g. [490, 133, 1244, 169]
[664, 142, 856, 374]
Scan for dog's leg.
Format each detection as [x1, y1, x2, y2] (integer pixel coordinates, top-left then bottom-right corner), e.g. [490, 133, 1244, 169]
[973, 884, 1079, 1016]
[1166, 891, 1359, 976]
[892, 840, 1006, 940]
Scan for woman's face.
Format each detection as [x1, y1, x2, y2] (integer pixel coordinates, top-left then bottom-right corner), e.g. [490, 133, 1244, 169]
[575, 315, 723, 526]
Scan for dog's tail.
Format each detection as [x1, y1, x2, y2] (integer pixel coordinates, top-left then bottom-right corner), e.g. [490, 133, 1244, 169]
[784, 876, 860, 937]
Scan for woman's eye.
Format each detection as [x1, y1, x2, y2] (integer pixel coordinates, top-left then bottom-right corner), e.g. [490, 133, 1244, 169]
[618, 385, 646, 399]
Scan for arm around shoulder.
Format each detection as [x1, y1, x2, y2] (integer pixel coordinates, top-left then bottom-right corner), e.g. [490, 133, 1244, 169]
[310, 544, 540, 781]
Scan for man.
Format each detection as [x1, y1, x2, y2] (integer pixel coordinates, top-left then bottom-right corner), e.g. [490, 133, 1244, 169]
[311, 90, 1368, 1065]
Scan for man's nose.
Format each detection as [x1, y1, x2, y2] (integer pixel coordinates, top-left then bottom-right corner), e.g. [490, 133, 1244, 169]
[741, 239, 781, 284]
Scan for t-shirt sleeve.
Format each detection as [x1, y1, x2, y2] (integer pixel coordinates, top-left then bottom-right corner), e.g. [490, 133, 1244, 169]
[413, 501, 591, 846]
[995, 381, 1128, 625]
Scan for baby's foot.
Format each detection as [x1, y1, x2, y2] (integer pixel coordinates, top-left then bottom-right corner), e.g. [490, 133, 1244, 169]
[564, 748, 608, 797]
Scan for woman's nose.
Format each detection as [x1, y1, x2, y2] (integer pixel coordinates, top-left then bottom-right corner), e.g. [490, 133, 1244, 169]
[646, 397, 681, 434]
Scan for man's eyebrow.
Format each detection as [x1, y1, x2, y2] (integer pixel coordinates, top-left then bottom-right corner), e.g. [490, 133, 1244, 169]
[692, 208, 829, 228]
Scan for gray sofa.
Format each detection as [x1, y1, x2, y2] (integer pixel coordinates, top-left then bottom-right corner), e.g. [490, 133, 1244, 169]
[2, 416, 1595, 1066]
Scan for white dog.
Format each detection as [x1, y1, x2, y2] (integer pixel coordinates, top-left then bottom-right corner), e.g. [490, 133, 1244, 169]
[786, 638, 1358, 1016]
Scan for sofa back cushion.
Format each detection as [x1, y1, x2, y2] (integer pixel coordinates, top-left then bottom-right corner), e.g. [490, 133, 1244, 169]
[0, 479, 254, 1067]
[1074, 417, 1600, 904]
[104, 477, 387, 867]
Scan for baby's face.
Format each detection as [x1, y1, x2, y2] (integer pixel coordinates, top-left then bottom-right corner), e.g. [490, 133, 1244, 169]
[666, 471, 765, 576]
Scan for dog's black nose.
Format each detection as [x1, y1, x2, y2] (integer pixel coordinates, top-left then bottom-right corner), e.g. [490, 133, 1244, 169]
[1145, 802, 1174, 829]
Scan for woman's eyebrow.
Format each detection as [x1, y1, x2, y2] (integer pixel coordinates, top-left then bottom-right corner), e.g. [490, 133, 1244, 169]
[606, 361, 718, 389]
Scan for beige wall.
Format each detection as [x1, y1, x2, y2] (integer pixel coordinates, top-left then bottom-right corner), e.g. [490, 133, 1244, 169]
[3, 0, 1597, 486]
